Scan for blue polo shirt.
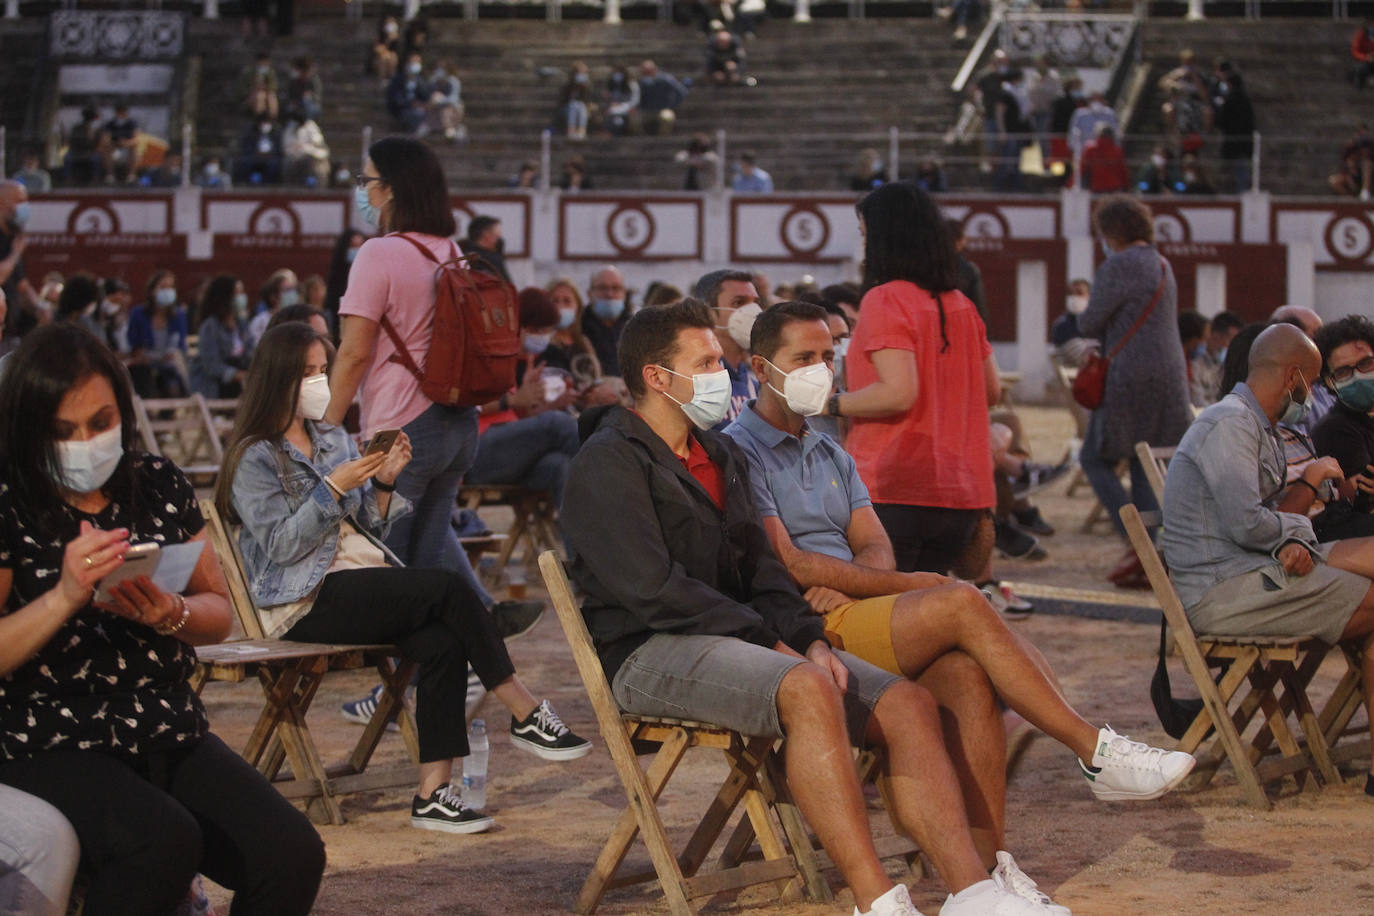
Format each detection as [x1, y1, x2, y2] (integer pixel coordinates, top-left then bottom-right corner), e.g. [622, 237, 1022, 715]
[723, 402, 870, 562]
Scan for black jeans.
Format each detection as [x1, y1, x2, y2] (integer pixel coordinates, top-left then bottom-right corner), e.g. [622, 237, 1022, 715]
[0, 734, 324, 916]
[284, 567, 516, 762]
[873, 503, 986, 575]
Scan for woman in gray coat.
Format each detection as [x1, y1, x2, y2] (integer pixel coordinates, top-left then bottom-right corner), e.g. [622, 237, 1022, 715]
[1078, 196, 1192, 547]
[189, 274, 250, 399]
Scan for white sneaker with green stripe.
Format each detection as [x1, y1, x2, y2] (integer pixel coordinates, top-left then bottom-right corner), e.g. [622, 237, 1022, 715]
[1080, 725, 1195, 801]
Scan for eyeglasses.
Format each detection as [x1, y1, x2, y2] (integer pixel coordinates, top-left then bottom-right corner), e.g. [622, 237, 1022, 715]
[1328, 355, 1374, 384]
[354, 175, 384, 188]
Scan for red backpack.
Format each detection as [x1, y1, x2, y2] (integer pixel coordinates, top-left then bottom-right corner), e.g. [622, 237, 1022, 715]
[379, 233, 520, 408]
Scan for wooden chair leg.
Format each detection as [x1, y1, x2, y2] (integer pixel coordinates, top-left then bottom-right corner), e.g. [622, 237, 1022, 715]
[347, 658, 418, 774]
[575, 727, 692, 915]
[760, 751, 832, 903]
[1280, 663, 1341, 785]
[272, 657, 344, 825]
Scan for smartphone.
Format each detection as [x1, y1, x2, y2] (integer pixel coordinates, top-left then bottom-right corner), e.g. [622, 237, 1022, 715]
[94, 542, 161, 604]
[364, 428, 401, 456]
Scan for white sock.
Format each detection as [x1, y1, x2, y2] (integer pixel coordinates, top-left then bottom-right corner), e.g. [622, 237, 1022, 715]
[949, 879, 999, 904]
[857, 883, 907, 916]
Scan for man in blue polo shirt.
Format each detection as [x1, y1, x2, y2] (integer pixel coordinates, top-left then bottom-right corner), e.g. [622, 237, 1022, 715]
[723, 303, 1194, 882]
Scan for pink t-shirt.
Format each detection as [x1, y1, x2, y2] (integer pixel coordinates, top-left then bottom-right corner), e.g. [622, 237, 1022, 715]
[338, 232, 460, 436]
[846, 280, 995, 510]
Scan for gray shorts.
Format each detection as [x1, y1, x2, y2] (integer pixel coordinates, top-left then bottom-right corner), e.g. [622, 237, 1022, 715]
[1188, 557, 1369, 646]
[611, 633, 903, 746]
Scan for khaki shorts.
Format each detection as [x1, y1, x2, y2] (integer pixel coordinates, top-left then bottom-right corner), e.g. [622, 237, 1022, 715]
[1188, 561, 1369, 646]
[824, 595, 902, 676]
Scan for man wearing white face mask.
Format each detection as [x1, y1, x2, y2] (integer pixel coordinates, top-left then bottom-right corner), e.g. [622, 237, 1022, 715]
[725, 305, 1192, 901]
[691, 268, 762, 429]
[564, 300, 1091, 916]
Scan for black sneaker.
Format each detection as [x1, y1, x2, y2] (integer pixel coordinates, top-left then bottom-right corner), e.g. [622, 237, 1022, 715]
[490, 600, 545, 641]
[510, 699, 593, 761]
[411, 783, 494, 834]
[1013, 460, 1072, 497]
[1013, 505, 1056, 536]
[995, 519, 1047, 560]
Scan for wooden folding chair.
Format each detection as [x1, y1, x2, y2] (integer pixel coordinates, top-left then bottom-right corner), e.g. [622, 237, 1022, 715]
[462, 485, 562, 586]
[1121, 504, 1345, 808]
[201, 397, 239, 449]
[134, 395, 224, 483]
[538, 551, 827, 915]
[1133, 441, 1175, 505]
[195, 500, 420, 825]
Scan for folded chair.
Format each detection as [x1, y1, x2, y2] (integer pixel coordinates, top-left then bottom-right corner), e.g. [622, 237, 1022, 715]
[133, 395, 224, 483]
[462, 485, 562, 586]
[1121, 503, 1347, 808]
[195, 500, 420, 825]
[538, 551, 828, 915]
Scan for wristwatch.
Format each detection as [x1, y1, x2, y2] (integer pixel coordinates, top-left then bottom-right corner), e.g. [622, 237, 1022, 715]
[826, 393, 842, 417]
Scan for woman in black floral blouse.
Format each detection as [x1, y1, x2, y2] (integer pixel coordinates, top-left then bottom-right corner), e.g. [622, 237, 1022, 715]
[0, 323, 323, 915]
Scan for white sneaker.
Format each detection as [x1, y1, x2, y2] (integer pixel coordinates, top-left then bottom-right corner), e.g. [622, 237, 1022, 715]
[941, 879, 1058, 915]
[1081, 725, 1195, 801]
[992, 852, 1071, 915]
[856, 883, 925, 916]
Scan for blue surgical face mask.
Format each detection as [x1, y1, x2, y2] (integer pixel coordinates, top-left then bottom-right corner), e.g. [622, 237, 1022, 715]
[354, 183, 380, 226]
[278, 287, 300, 309]
[10, 202, 30, 230]
[557, 307, 577, 329]
[1280, 370, 1312, 427]
[1335, 370, 1374, 414]
[522, 331, 553, 355]
[346, 247, 359, 264]
[591, 298, 625, 322]
[658, 365, 732, 430]
[154, 287, 177, 308]
[1100, 238, 1113, 258]
[232, 293, 249, 318]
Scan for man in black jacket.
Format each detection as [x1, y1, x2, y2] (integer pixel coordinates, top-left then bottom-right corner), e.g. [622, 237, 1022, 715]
[561, 300, 1059, 916]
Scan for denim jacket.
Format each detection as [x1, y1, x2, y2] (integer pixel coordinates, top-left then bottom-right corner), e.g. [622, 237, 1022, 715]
[1161, 383, 1320, 609]
[230, 420, 411, 607]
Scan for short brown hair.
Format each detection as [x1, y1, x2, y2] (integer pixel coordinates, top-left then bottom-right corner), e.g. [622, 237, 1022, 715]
[618, 298, 714, 398]
[1093, 195, 1154, 247]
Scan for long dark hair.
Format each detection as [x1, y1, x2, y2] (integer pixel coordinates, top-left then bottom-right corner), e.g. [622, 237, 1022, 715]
[368, 136, 456, 238]
[215, 322, 334, 524]
[199, 274, 239, 327]
[0, 324, 143, 536]
[856, 180, 960, 352]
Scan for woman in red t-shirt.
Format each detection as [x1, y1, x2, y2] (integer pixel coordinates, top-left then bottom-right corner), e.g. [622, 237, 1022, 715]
[826, 181, 1002, 575]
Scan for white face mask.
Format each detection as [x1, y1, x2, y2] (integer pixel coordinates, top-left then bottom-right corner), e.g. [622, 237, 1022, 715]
[718, 303, 762, 351]
[764, 358, 833, 417]
[297, 373, 331, 421]
[54, 424, 124, 494]
[522, 332, 552, 355]
[659, 366, 732, 430]
[1066, 294, 1089, 315]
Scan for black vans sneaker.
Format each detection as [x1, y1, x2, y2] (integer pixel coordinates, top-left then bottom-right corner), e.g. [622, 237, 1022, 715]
[510, 700, 593, 761]
[411, 783, 494, 834]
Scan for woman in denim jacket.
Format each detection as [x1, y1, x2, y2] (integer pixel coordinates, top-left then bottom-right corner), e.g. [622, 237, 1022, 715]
[215, 322, 590, 835]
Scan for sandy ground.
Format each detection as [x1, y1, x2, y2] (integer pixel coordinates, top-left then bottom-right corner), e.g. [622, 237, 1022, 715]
[196, 406, 1374, 916]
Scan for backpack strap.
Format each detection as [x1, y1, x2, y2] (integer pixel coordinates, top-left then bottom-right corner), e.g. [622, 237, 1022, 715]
[378, 233, 439, 382]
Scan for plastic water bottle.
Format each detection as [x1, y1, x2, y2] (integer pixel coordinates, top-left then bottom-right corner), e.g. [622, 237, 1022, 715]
[461, 719, 489, 810]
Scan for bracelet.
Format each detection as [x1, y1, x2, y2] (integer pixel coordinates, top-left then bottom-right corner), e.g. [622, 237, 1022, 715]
[324, 476, 346, 499]
[156, 594, 191, 636]
[1295, 477, 1320, 496]
[373, 478, 396, 493]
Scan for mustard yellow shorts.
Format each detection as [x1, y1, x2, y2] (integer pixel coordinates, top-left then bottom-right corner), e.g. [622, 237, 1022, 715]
[823, 594, 902, 676]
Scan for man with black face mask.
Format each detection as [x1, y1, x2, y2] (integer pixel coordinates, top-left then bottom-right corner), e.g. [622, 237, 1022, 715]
[0, 181, 38, 341]
[1163, 323, 1374, 797]
[461, 214, 511, 284]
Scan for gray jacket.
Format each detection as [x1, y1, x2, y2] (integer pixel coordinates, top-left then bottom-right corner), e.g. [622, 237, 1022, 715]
[1161, 383, 1320, 609]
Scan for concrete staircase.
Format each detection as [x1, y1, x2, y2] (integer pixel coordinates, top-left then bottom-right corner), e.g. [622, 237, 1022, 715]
[0, 19, 50, 166]
[187, 16, 969, 191]
[1130, 19, 1362, 195]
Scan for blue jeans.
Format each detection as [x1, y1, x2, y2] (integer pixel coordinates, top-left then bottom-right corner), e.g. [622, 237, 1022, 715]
[385, 403, 494, 606]
[465, 411, 580, 509]
[1079, 409, 1159, 538]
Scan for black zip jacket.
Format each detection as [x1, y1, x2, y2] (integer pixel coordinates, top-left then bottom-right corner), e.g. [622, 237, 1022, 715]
[562, 405, 828, 680]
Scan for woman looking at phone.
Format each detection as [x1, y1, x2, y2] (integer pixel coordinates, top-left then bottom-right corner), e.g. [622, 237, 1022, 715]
[217, 323, 590, 834]
[0, 323, 324, 914]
